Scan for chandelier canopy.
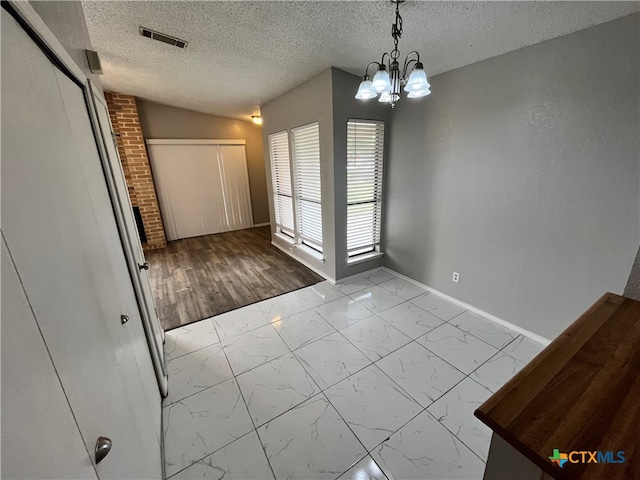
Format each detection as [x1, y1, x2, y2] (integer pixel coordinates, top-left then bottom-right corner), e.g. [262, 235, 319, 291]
[355, 0, 430, 107]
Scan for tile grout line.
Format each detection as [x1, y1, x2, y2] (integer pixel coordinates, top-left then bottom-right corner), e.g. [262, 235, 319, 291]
[295, 322, 473, 474]
[317, 293, 526, 462]
[421, 409, 489, 464]
[164, 289, 488, 365]
[221, 346, 280, 480]
[163, 273, 528, 477]
[230, 283, 404, 476]
[163, 318, 220, 362]
[164, 428, 259, 479]
[167, 319, 281, 479]
[203, 279, 395, 348]
[249, 322, 327, 428]
[164, 284, 519, 407]
[364, 342, 493, 463]
[317, 390, 381, 478]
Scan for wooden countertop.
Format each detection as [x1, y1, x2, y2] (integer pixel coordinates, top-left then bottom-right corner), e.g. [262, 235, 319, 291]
[474, 293, 640, 480]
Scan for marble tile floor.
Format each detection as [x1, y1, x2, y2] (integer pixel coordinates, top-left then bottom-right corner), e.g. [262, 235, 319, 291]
[162, 269, 545, 480]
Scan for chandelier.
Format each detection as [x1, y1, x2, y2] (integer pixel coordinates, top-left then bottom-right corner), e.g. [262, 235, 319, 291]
[355, 0, 430, 107]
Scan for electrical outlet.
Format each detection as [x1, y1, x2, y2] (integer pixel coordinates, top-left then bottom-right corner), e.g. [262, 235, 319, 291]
[452, 272, 460, 283]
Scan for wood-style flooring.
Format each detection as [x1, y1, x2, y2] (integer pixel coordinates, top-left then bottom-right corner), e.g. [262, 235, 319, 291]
[145, 226, 323, 330]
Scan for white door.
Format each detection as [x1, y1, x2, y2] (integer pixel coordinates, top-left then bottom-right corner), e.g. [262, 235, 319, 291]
[91, 88, 168, 398]
[1, 8, 161, 479]
[147, 140, 253, 240]
[2, 238, 98, 479]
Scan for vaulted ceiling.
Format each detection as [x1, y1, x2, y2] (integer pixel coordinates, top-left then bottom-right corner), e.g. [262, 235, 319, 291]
[82, 1, 639, 121]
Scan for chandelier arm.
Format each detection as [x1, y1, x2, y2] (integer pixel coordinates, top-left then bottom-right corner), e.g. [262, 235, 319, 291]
[401, 51, 421, 77]
[404, 51, 421, 64]
[401, 58, 418, 78]
[380, 52, 391, 68]
[364, 61, 381, 78]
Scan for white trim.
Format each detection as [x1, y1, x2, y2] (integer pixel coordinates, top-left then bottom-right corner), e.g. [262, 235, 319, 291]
[7, 1, 86, 83]
[346, 251, 384, 266]
[271, 241, 334, 283]
[296, 243, 324, 262]
[253, 222, 271, 228]
[274, 232, 295, 244]
[380, 267, 551, 346]
[145, 139, 246, 145]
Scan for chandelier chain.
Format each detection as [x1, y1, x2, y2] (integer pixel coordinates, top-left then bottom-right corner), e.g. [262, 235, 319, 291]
[391, 0, 403, 61]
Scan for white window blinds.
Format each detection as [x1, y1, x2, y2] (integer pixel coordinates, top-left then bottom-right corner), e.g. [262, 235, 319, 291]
[268, 131, 294, 237]
[347, 120, 384, 256]
[291, 123, 323, 252]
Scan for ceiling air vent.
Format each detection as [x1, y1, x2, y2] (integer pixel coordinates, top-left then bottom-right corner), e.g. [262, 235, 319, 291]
[139, 27, 188, 49]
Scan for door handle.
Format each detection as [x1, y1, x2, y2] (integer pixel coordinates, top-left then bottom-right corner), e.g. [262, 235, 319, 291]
[138, 262, 149, 271]
[95, 436, 112, 464]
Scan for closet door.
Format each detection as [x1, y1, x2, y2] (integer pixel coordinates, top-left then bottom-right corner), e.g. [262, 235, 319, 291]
[1, 8, 161, 478]
[218, 144, 254, 231]
[147, 140, 253, 240]
[149, 143, 228, 240]
[2, 238, 97, 479]
[91, 88, 167, 400]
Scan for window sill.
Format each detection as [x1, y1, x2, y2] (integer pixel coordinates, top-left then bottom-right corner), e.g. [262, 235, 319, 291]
[296, 243, 325, 262]
[274, 232, 294, 244]
[274, 233, 324, 262]
[347, 251, 384, 265]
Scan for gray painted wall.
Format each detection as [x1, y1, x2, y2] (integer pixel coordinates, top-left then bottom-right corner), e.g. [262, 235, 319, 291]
[331, 68, 391, 279]
[261, 69, 336, 279]
[30, 1, 102, 92]
[136, 99, 270, 225]
[384, 14, 639, 339]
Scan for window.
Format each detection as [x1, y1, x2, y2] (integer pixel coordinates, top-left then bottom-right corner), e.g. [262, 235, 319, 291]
[292, 123, 323, 253]
[347, 120, 384, 258]
[268, 131, 294, 237]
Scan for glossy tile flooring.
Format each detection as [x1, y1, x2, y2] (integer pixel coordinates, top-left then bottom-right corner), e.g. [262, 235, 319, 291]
[162, 269, 545, 479]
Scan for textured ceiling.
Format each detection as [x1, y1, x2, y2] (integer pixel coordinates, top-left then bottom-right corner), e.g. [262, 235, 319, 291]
[82, 1, 639, 121]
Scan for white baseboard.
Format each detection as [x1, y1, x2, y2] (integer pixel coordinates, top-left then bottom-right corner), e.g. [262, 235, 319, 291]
[253, 222, 271, 228]
[271, 241, 335, 283]
[345, 265, 552, 345]
[380, 267, 551, 346]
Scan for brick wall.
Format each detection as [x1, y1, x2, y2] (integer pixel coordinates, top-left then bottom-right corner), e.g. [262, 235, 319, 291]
[105, 92, 166, 250]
